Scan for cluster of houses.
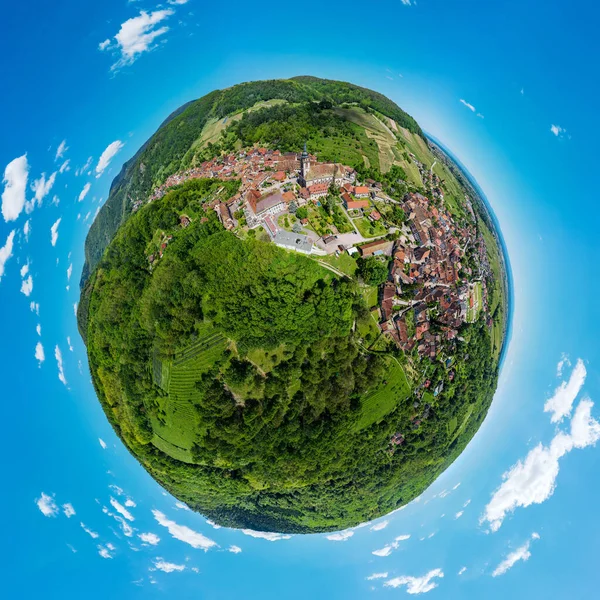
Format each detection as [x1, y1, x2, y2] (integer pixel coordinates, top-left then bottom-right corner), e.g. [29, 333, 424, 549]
[368, 192, 488, 360]
[141, 144, 490, 364]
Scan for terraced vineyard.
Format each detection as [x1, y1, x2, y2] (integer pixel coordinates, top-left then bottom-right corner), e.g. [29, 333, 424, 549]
[150, 325, 230, 457]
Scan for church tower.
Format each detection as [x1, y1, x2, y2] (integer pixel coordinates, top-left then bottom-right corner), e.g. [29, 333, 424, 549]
[300, 141, 310, 186]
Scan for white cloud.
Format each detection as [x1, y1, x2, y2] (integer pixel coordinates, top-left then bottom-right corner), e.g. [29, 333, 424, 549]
[29, 171, 57, 211]
[153, 559, 185, 573]
[99, 438, 107, 449]
[326, 530, 354, 542]
[73, 302, 78, 316]
[36, 324, 41, 336]
[30, 301, 40, 315]
[99, 39, 110, 50]
[544, 359, 586, 423]
[98, 544, 114, 559]
[67, 336, 73, 351]
[458, 566, 467, 576]
[240, 529, 291, 542]
[228, 545, 242, 554]
[2, 155, 29, 222]
[78, 182, 91, 202]
[55, 140, 68, 161]
[125, 498, 136, 508]
[550, 124, 565, 137]
[55, 345, 67, 385]
[138, 532, 160, 545]
[36, 492, 59, 517]
[20, 263, 29, 277]
[463, 499, 471, 508]
[63, 503, 76, 518]
[0, 230, 15, 281]
[372, 534, 410, 557]
[482, 396, 600, 532]
[153, 510, 218, 550]
[168, 0, 190, 4]
[455, 511, 464, 519]
[109, 484, 124, 495]
[23, 219, 30, 241]
[459, 99, 476, 112]
[20, 274, 33, 296]
[50, 218, 61, 246]
[370, 520, 389, 532]
[367, 572, 388, 580]
[175, 501, 190, 511]
[81, 522, 99, 538]
[400, 0, 413, 5]
[75, 157, 92, 176]
[492, 533, 539, 577]
[96, 141, 124, 178]
[102, 10, 174, 70]
[59, 159, 71, 174]
[385, 569, 444, 594]
[110, 497, 135, 521]
[557, 354, 570, 377]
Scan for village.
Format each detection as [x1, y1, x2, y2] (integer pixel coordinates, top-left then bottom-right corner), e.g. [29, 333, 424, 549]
[139, 143, 491, 364]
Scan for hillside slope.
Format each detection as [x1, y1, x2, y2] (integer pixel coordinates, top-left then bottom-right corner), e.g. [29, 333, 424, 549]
[81, 77, 424, 287]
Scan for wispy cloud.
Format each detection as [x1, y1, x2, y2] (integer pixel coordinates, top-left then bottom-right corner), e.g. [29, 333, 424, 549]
[98, 544, 115, 559]
[370, 520, 389, 532]
[75, 157, 92, 177]
[55, 140, 68, 161]
[55, 345, 67, 385]
[384, 569, 444, 594]
[0, 230, 15, 281]
[482, 360, 599, 532]
[100, 10, 174, 71]
[81, 522, 99, 538]
[63, 503, 76, 518]
[139, 532, 160, 545]
[59, 159, 70, 174]
[110, 497, 135, 522]
[36, 492, 59, 517]
[2, 155, 29, 222]
[78, 183, 91, 202]
[544, 359, 586, 423]
[459, 99, 476, 112]
[240, 529, 291, 541]
[152, 559, 185, 573]
[96, 141, 124, 178]
[492, 532, 540, 577]
[550, 124, 566, 137]
[366, 572, 388, 580]
[458, 566, 467, 576]
[35, 341, 45, 365]
[372, 534, 410, 557]
[325, 530, 354, 542]
[99, 438, 107, 449]
[228, 545, 242, 554]
[27, 171, 57, 214]
[20, 274, 33, 296]
[153, 510, 218, 550]
[51, 218, 61, 246]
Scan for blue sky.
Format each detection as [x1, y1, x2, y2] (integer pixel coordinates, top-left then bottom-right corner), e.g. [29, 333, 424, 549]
[2, 0, 600, 597]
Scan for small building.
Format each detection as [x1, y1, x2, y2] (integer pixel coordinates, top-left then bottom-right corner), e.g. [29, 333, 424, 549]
[369, 210, 382, 222]
[282, 191, 296, 204]
[272, 171, 286, 182]
[180, 215, 191, 228]
[273, 230, 313, 255]
[308, 183, 329, 199]
[359, 239, 393, 257]
[345, 199, 370, 211]
[250, 191, 286, 217]
[354, 186, 370, 198]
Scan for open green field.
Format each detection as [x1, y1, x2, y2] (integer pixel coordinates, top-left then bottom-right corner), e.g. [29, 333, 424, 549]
[467, 281, 483, 323]
[246, 344, 288, 374]
[319, 252, 358, 277]
[449, 405, 474, 445]
[151, 324, 229, 458]
[355, 357, 411, 431]
[354, 217, 387, 238]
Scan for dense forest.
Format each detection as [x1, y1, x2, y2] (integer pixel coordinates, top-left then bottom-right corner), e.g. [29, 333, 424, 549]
[83, 178, 499, 533]
[81, 77, 424, 285]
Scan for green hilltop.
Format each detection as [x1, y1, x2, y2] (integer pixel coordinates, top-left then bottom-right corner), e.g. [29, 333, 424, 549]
[79, 77, 507, 533]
